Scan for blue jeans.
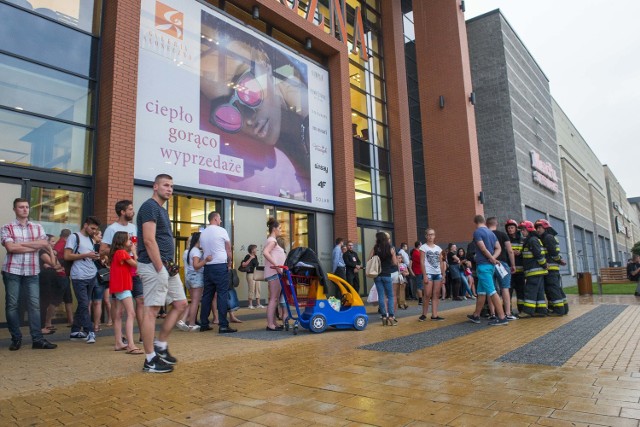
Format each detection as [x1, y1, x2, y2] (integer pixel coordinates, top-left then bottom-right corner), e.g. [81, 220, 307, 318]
[200, 263, 230, 328]
[374, 275, 394, 317]
[494, 261, 512, 289]
[2, 272, 43, 342]
[461, 274, 473, 297]
[71, 277, 96, 333]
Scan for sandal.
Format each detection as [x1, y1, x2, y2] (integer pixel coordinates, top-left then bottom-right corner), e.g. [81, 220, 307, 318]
[125, 347, 144, 355]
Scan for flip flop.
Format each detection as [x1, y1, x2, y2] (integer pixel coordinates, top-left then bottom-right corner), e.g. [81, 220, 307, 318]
[126, 348, 144, 354]
[114, 347, 127, 351]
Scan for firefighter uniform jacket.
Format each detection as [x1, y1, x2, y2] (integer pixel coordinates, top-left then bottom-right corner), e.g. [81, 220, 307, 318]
[540, 231, 562, 272]
[522, 234, 548, 277]
[509, 235, 524, 274]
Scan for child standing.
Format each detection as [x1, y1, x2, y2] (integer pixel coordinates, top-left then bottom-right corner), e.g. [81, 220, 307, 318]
[110, 232, 142, 354]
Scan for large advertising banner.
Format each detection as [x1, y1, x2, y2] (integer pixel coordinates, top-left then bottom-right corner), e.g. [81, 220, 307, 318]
[135, 0, 333, 210]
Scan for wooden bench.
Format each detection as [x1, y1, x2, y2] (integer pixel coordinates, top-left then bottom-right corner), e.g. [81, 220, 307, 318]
[599, 267, 633, 284]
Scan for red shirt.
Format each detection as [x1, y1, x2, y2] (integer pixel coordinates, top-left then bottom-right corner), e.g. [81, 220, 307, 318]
[109, 250, 133, 293]
[410, 248, 423, 275]
[53, 238, 67, 277]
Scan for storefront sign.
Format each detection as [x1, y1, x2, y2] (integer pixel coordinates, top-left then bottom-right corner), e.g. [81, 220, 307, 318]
[530, 151, 559, 193]
[135, 0, 334, 211]
[271, 0, 369, 60]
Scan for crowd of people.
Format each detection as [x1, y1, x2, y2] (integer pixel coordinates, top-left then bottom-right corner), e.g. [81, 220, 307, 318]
[1, 174, 303, 373]
[330, 214, 573, 327]
[1, 175, 631, 371]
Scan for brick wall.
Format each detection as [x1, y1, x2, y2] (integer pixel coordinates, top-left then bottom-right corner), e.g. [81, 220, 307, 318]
[95, 0, 141, 224]
[413, 0, 484, 244]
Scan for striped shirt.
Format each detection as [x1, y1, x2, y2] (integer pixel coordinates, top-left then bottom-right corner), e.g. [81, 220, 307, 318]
[1, 219, 47, 276]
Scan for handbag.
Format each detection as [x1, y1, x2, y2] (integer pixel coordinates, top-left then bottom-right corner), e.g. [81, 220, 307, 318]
[253, 266, 266, 281]
[229, 269, 240, 288]
[366, 284, 378, 303]
[365, 255, 381, 278]
[97, 267, 110, 284]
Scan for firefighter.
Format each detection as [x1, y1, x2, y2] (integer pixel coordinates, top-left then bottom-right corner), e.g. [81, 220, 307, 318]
[519, 221, 548, 317]
[505, 219, 525, 315]
[535, 219, 568, 315]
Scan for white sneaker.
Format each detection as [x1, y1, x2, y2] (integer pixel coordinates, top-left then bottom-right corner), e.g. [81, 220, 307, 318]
[86, 332, 96, 344]
[257, 304, 265, 309]
[188, 324, 200, 332]
[248, 305, 255, 310]
[176, 320, 189, 332]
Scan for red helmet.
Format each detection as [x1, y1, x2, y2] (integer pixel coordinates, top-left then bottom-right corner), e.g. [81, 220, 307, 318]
[518, 220, 535, 232]
[534, 219, 551, 229]
[505, 219, 518, 228]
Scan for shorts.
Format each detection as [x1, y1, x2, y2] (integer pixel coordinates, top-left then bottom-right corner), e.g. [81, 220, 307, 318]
[266, 274, 279, 282]
[476, 263, 497, 296]
[92, 283, 107, 301]
[114, 290, 132, 301]
[186, 270, 204, 289]
[415, 274, 424, 290]
[495, 261, 511, 289]
[426, 273, 442, 282]
[132, 275, 144, 299]
[137, 262, 186, 307]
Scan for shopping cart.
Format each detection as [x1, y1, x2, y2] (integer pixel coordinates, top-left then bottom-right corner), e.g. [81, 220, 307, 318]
[274, 265, 368, 334]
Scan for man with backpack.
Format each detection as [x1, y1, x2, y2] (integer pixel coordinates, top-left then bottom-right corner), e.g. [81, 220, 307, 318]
[64, 216, 101, 344]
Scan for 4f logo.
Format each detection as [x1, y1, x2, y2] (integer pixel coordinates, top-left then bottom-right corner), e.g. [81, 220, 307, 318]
[318, 181, 327, 188]
[155, 1, 184, 40]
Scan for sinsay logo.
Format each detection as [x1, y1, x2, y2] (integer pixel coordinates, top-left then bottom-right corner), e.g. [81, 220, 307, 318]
[315, 163, 328, 173]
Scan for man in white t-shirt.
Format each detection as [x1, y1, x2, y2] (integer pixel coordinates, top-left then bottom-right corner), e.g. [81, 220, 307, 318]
[198, 211, 236, 334]
[100, 200, 143, 338]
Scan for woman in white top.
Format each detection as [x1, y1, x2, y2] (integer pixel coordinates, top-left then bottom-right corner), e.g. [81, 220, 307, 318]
[419, 228, 446, 322]
[178, 232, 211, 331]
[262, 217, 286, 331]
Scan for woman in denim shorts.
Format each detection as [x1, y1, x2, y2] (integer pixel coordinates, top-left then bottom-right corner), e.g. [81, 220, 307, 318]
[178, 232, 211, 332]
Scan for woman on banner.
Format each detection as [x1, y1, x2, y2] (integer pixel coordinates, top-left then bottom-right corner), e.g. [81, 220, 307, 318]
[199, 11, 311, 201]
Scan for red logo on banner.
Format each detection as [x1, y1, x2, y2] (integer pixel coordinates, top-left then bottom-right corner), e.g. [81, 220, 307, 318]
[155, 1, 184, 40]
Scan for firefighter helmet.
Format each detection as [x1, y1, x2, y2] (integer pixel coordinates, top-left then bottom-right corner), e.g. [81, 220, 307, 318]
[505, 219, 519, 229]
[518, 220, 535, 232]
[534, 219, 551, 229]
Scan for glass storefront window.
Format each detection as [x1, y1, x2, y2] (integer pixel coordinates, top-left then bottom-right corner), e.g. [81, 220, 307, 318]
[29, 186, 84, 233]
[379, 196, 391, 222]
[355, 192, 373, 218]
[354, 166, 372, 193]
[0, 109, 92, 174]
[4, 0, 102, 34]
[276, 210, 290, 250]
[349, 62, 366, 92]
[291, 212, 309, 249]
[350, 89, 368, 117]
[0, 2, 97, 77]
[0, 54, 94, 125]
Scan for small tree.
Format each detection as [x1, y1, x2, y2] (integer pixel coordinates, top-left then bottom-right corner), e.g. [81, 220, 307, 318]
[633, 241, 640, 257]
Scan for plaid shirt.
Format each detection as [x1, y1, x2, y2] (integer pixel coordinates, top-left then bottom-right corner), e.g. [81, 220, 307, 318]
[1, 219, 47, 276]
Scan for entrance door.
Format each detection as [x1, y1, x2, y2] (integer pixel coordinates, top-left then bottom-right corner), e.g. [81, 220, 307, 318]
[0, 178, 88, 323]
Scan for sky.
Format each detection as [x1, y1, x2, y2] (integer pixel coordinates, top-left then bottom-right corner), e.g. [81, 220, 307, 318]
[464, 1, 640, 198]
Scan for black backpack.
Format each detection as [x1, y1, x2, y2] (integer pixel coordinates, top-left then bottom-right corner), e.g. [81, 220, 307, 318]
[63, 233, 80, 276]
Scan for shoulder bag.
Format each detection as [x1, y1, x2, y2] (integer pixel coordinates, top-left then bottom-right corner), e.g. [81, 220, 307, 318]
[365, 255, 381, 278]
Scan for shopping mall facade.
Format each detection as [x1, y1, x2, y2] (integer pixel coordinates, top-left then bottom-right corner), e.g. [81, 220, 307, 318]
[0, 0, 637, 313]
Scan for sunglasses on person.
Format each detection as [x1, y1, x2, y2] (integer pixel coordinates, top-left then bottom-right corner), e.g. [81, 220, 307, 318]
[210, 71, 263, 133]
